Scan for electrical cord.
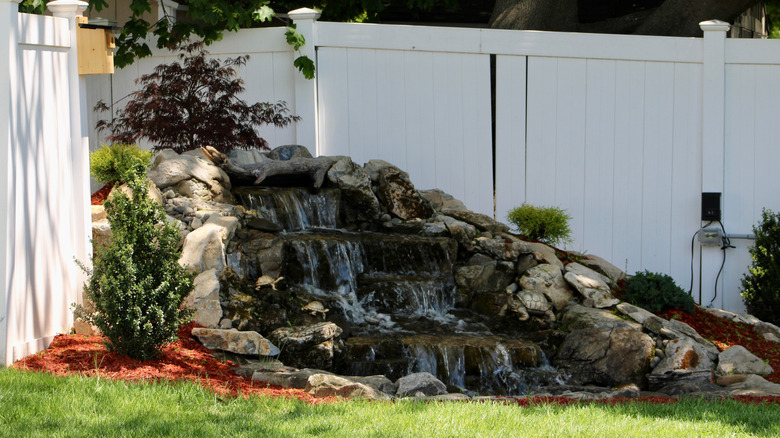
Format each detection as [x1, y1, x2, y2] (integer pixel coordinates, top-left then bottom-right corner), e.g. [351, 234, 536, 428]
[689, 221, 712, 295]
[709, 220, 735, 308]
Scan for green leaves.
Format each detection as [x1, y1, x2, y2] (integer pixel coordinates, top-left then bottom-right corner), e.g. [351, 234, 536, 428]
[624, 271, 694, 314]
[741, 208, 780, 325]
[507, 204, 572, 247]
[294, 55, 316, 80]
[254, 5, 276, 22]
[286, 25, 316, 79]
[285, 24, 306, 51]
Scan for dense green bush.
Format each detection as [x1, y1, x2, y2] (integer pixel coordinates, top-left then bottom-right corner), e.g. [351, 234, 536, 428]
[90, 143, 153, 185]
[741, 209, 780, 325]
[624, 271, 695, 314]
[76, 175, 192, 359]
[507, 204, 572, 247]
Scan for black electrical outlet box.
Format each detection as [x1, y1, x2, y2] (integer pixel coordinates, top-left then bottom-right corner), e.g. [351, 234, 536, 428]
[702, 192, 721, 221]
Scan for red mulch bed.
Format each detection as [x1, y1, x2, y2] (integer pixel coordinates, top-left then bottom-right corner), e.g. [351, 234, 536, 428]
[658, 307, 780, 384]
[91, 182, 114, 205]
[12, 322, 334, 405]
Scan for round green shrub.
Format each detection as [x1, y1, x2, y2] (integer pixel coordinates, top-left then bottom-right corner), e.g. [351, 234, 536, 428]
[507, 203, 572, 247]
[76, 175, 192, 360]
[623, 270, 695, 314]
[741, 208, 780, 325]
[90, 143, 153, 185]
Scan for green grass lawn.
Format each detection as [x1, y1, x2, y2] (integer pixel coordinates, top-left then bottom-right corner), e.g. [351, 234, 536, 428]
[1, 368, 779, 438]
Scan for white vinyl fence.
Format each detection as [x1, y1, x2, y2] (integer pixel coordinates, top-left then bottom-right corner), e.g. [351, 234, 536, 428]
[1, 1, 92, 366]
[87, 12, 780, 314]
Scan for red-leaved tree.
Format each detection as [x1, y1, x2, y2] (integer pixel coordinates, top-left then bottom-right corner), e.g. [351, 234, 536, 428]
[95, 42, 300, 154]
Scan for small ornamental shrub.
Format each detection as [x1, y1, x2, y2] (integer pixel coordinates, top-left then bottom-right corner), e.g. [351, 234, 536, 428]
[76, 175, 193, 360]
[507, 203, 572, 246]
[95, 42, 300, 154]
[90, 143, 153, 185]
[624, 271, 695, 314]
[741, 209, 780, 325]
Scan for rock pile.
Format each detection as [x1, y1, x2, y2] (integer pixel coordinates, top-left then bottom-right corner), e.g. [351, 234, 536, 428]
[85, 145, 780, 401]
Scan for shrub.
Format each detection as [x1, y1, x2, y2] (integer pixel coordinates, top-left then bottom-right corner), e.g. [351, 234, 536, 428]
[95, 42, 300, 154]
[507, 203, 572, 246]
[623, 271, 695, 314]
[76, 175, 193, 359]
[90, 143, 153, 185]
[741, 209, 780, 325]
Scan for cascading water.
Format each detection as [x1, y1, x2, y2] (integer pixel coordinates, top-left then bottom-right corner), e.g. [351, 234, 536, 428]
[233, 185, 566, 395]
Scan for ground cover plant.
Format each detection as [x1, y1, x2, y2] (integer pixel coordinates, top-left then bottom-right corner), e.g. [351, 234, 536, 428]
[507, 203, 572, 247]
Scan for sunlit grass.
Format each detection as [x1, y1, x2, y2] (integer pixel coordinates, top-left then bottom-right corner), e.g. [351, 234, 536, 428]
[2, 368, 779, 437]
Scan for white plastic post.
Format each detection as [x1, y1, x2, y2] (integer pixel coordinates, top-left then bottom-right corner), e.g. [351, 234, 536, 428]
[48, 0, 91, 309]
[0, 0, 21, 367]
[699, 19, 730, 308]
[288, 8, 321, 154]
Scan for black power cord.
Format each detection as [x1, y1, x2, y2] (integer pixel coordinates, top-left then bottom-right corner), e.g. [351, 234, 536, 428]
[709, 220, 735, 308]
[689, 221, 712, 296]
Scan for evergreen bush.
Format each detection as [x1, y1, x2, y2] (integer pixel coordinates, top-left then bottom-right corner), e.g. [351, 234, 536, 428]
[507, 203, 572, 247]
[741, 209, 780, 325]
[623, 271, 695, 314]
[90, 143, 153, 185]
[76, 174, 192, 359]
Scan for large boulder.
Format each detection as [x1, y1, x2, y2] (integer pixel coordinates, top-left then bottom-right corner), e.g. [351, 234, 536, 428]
[191, 328, 280, 356]
[559, 303, 641, 331]
[149, 151, 234, 204]
[267, 144, 313, 161]
[270, 322, 343, 369]
[418, 189, 469, 212]
[525, 242, 564, 271]
[440, 208, 509, 234]
[720, 374, 780, 396]
[554, 326, 654, 387]
[178, 215, 239, 275]
[455, 254, 515, 294]
[327, 157, 381, 222]
[185, 269, 223, 328]
[579, 254, 625, 285]
[395, 372, 447, 398]
[438, 214, 478, 249]
[519, 264, 574, 311]
[305, 374, 391, 400]
[474, 235, 531, 261]
[651, 338, 714, 375]
[563, 264, 619, 308]
[375, 166, 434, 220]
[717, 345, 774, 377]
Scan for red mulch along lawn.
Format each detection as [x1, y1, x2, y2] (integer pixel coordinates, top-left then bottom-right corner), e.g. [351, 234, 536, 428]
[12, 322, 334, 405]
[11, 315, 780, 406]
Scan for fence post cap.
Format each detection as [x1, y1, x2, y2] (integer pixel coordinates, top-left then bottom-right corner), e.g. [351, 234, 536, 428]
[47, 0, 88, 16]
[699, 20, 730, 32]
[288, 8, 321, 21]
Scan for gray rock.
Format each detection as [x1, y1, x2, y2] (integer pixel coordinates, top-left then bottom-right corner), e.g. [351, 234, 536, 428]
[474, 236, 531, 261]
[755, 321, 780, 338]
[717, 345, 773, 377]
[559, 303, 641, 331]
[564, 270, 619, 309]
[519, 264, 574, 311]
[652, 338, 714, 375]
[179, 224, 226, 275]
[375, 166, 433, 220]
[327, 157, 381, 221]
[185, 269, 222, 328]
[396, 372, 447, 397]
[191, 328, 280, 356]
[579, 254, 626, 285]
[455, 254, 515, 293]
[421, 221, 448, 236]
[643, 315, 719, 357]
[525, 242, 564, 271]
[148, 152, 233, 203]
[305, 374, 389, 400]
[554, 326, 654, 387]
[723, 374, 780, 396]
[440, 208, 510, 234]
[616, 302, 656, 325]
[438, 214, 478, 249]
[270, 322, 343, 351]
[515, 253, 538, 276]
[565, 263, 612, 289]
[252, 368, 333, 389]
[364, 159, 408, 182]
[267, 145, 313, 161]
[418, 189, 469, 212]
[228, 149, 271, 166]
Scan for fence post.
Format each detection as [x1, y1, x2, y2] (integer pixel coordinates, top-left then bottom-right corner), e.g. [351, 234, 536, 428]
[0, 0, 20, 367]
[699, 19, 730, 307]
[47, 0, 91, 308]
[288, 8, 321, 154]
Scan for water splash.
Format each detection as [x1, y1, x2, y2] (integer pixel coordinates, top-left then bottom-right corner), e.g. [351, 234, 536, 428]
[235, 187, 339, 231]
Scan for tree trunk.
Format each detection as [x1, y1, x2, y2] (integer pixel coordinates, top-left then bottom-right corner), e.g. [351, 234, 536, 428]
[489, 0, 762, 37]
